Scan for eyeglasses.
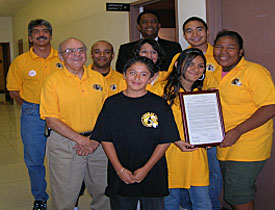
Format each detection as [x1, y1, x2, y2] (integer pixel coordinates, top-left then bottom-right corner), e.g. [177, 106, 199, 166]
[59, 47, 87, 55]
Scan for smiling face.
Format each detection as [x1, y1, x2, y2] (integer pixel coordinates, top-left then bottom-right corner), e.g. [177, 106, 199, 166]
[138, 43, 158, 64]
[59, 39, 87, 73]
[91, 41, 114, 70]
[28, 25, 52, 47]
[183, 20, 208, 51]
[123, 62, 152, 96]
[137, 13, 160, 39]
[214, 35, 244, 71]
[182, 55, 205, 83]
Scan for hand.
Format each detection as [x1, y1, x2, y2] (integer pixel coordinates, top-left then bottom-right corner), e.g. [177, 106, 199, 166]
[174, 140, 198, 152]
[118, 168, 135, 184]
[220, 128, 241, 147]
[133, 167, 149, 183]
[73, 137, 99, 156]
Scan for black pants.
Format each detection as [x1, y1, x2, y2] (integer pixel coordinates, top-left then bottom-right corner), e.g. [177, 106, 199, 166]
[110, 195, 164, 210]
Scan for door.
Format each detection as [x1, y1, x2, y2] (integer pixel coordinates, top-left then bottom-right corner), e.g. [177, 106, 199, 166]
[207, 1, 275, 209]
[0, 45, 5, 92]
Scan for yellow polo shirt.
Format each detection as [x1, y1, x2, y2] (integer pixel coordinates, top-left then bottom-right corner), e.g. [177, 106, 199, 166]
[167, 44, 219, 89]
[6, 47, 61, 104]
[207, 58, 275, 161]
[152, 81, 209, 189]
[40, 66, 108, 132]
[117, 70, 170, 92]
[88, 64, 123, 96]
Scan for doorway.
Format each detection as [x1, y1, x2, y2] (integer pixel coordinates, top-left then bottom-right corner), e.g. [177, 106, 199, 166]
[0, 43, 11, 102]
[130, 0, 179, 42]
[206, 0, 275, 209]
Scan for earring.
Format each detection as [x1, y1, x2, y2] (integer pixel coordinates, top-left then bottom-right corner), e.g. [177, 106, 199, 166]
[198, 74, 205, 81]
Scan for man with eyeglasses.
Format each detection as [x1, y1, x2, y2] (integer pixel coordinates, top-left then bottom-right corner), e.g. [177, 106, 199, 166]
[40, 37, 111, 210]
[6, 19, 61, 210]
[89, 40, 122, 96]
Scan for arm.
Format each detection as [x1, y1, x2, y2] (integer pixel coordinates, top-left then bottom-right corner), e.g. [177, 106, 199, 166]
[133, 143, 170, 183]
[9, 91, 23, 105]
[46, 117, 99, 156]
[101, 141, 135, 184]
[220, 104, 275, 147]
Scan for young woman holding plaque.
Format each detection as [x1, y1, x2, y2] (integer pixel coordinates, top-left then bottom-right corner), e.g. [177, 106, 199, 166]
[152, 48, 212, 210]
[208, 30, 275, 210]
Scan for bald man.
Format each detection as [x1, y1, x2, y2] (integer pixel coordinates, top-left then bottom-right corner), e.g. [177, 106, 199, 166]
[89, 40, 122, 96]
[40, 38, 111, 210]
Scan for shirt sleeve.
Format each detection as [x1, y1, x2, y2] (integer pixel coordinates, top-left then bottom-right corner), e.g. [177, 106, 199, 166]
[40, 75, 61, 120]
[158, 101, 180, 144]
[6, 58, 23, 91]
[91, 101, 112, 142]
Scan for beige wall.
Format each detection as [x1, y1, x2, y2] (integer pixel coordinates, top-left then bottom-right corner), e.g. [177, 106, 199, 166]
[0, 17, 13, 60]
[12, 0, 206, 66]
[12, 0, 136, 66]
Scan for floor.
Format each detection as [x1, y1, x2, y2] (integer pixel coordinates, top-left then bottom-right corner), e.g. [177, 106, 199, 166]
[0, 94, 92, 210]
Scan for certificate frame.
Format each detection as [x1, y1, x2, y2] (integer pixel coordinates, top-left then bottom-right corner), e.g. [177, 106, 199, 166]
[179, 90, 225, 146]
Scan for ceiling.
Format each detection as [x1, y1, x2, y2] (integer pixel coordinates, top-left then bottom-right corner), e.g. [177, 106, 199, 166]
[0, 0, 33, 16]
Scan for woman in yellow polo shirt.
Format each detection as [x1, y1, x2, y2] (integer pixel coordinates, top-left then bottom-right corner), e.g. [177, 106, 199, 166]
[152, 48, 212, 210]
[211, 30, 275, 210]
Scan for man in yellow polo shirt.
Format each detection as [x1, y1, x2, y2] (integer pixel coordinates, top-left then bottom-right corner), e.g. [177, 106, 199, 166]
[40, 38, 110, 210]
[89, 40, 122, 96]
[6, 19, 61, 210]
[167, 17, 222, 210]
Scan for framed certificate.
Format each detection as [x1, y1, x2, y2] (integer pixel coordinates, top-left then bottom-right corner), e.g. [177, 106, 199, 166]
[179, 90, 225, 146]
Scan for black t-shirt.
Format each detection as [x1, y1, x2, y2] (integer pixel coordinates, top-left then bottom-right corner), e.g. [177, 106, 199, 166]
[92, 91, 180, 197]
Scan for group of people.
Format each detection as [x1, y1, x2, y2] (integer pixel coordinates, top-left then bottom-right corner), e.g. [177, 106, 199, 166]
[6, 10, 275, 210]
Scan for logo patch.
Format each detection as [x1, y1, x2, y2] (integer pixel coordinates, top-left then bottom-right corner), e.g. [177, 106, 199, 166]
[56, 62, 63, 69]
[110, 84, 117, 91]
[231, 78, 242, 86]
[29, 70, 36, 77]
[206, 64, 215, 71]
[93, 84, 103, 91]
[141, 112, 158, 128]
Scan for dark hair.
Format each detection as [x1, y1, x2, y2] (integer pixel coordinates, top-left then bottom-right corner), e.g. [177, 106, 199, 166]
[133, 38, 166, 71]
[163, 48, 206, 105]
[214, 30, 244, 50]
[123, 56, 157, 78]
[182, 16, 208, 33]
[136, 11, 160, 25]
[28, 19, 52, 36]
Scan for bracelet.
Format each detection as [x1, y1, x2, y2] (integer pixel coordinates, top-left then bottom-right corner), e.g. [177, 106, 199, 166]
[117, 167, 125, 175]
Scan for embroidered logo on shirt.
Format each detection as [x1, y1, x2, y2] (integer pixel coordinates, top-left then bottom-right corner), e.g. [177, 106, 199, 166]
[231, 78, 242, 86]
[110, 84, 117, 91]
[206, 64, 215, 71]
[29, 70, 36, 77]
[141, 112, 158, 128]
[56, 62, 63, 69]
[93, 84, 103, 91]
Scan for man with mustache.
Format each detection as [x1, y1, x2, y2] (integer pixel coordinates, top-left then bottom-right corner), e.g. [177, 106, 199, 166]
[6, 19, 61, 210]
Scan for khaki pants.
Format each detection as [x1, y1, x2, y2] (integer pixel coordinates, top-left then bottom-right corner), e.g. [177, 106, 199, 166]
[47, 131, 111, 210]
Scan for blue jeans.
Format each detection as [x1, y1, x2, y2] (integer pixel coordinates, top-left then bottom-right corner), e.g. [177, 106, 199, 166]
[207, 147, 223, 210]
[165, 187, 212, 210]
[110, 195, 164, 210]
[21, 101, 48, 201]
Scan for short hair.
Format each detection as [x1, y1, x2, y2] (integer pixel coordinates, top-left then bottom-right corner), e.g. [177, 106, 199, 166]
[91, 40, 114, 54]
[182, 16, 208, 33]
[163, 48, 206, 105]
[136, 11, 160, 25]
[123, 56, 157, 78]
[28, 19, 52, 36]
[214, 30, 244, 50]
[58, 37, 87, 54]
[133, 38, 166, 71]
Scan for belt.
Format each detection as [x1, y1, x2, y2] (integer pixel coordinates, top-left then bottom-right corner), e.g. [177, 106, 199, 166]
[79, 131, 93, 137]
